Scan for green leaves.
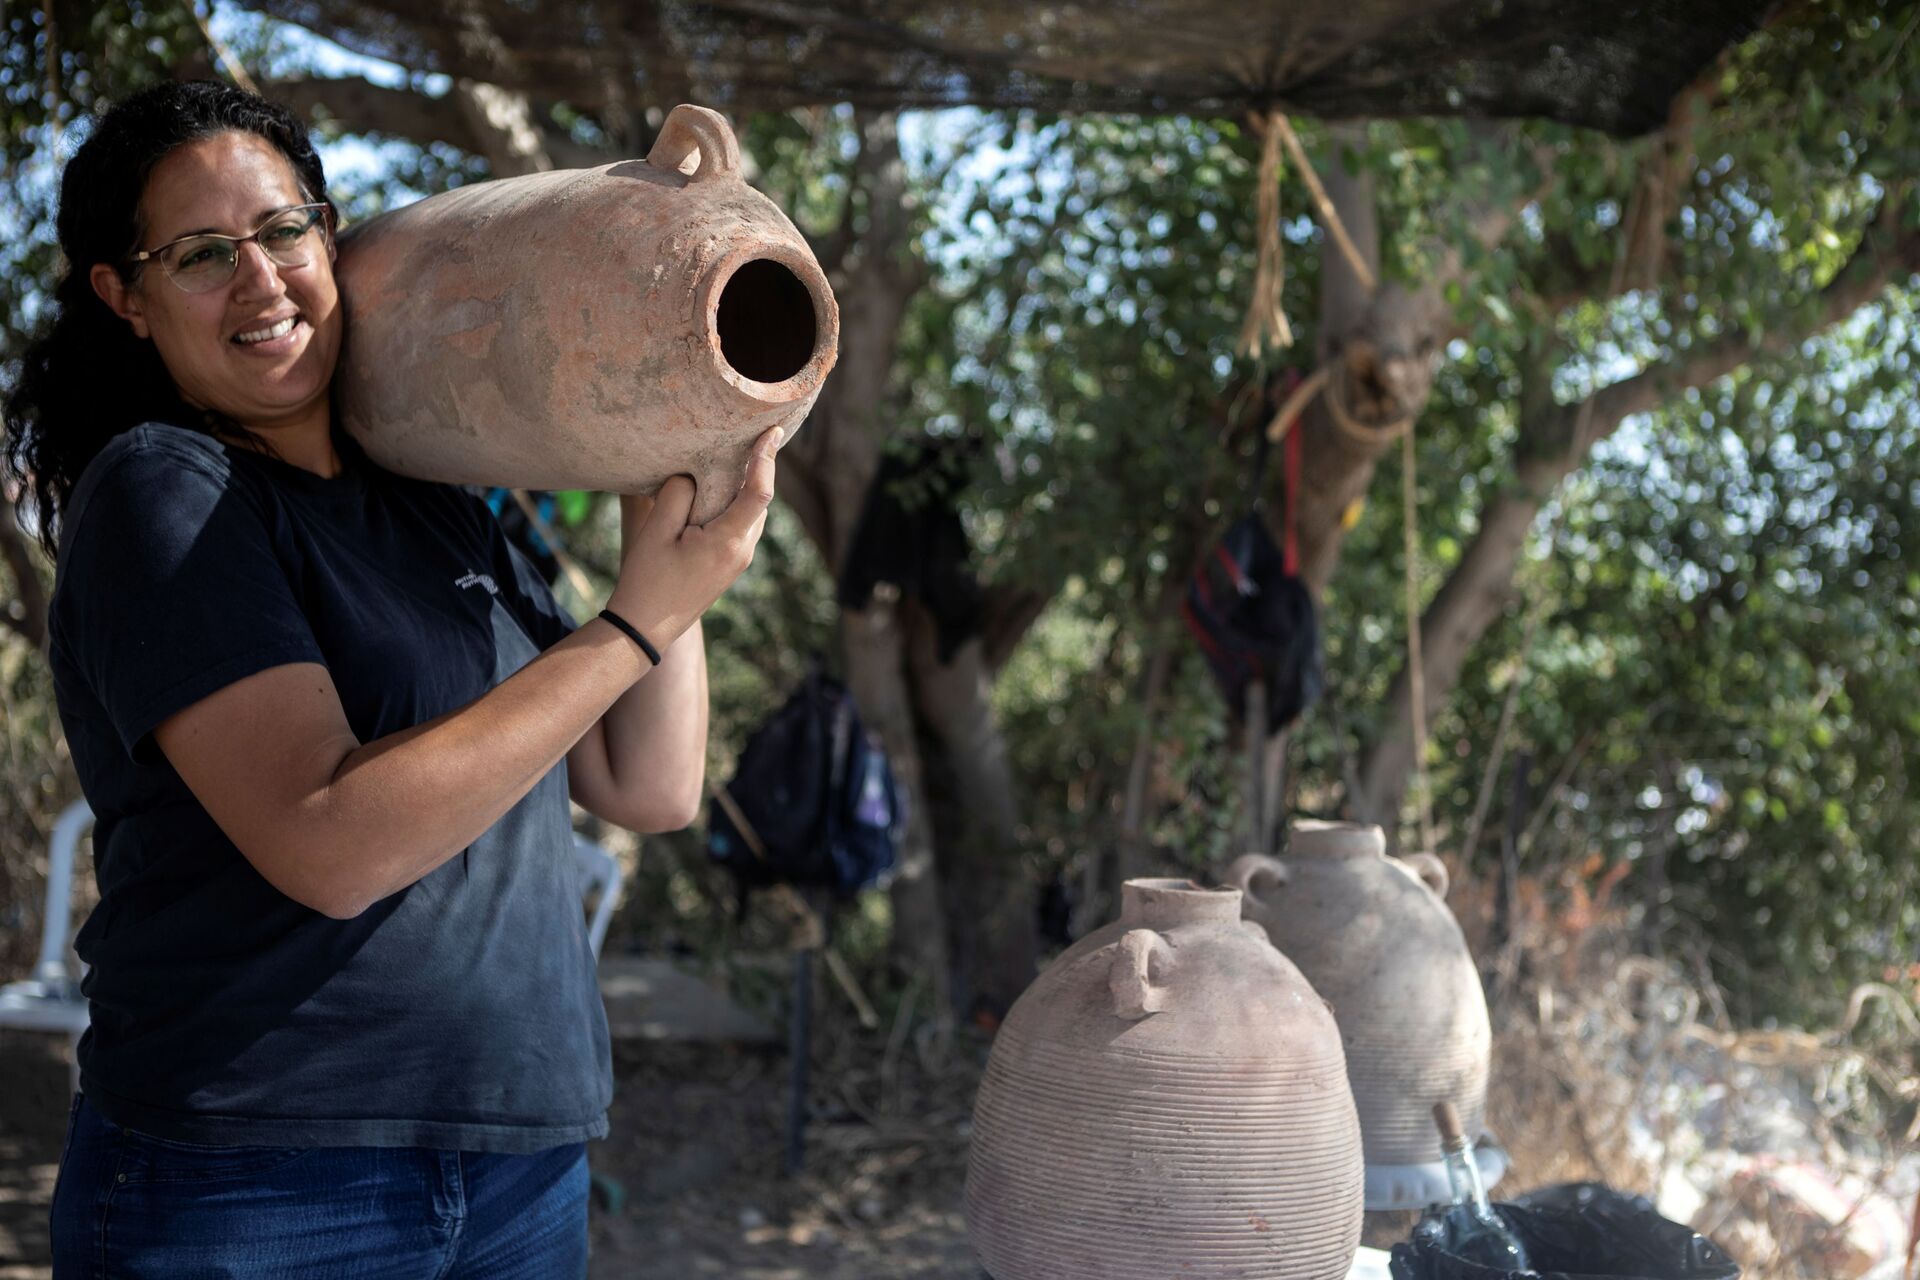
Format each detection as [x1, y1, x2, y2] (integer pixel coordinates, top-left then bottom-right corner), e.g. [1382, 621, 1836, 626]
[1501, 293, 1920, 1021]
[1, 0, 1913, 1027]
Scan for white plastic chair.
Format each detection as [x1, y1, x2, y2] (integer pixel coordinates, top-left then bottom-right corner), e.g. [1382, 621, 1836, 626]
[0, 799, 94, 1091]
[571, 832, 623, 959]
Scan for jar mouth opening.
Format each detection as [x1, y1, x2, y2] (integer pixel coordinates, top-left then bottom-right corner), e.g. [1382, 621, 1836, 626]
[700, 244, 839, 401]
[1120, 878, 1243, 928]
[1288, 820, 1386, 858]
[1125, 878, 1217, 893]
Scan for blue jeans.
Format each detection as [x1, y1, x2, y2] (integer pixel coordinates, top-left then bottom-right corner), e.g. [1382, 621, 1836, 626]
[49, 1095, 589, 1278]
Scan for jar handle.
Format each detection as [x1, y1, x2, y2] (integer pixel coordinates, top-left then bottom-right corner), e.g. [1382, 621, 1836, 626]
[1400, 852, 1450, 900]
[647, 104, 742, 183]
[1109, 929, 1172, 1020]
[1222, 853, 1288, 920]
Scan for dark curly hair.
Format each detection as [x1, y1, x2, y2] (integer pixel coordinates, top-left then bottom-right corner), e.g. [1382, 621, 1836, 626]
[3, 79, 333, 559]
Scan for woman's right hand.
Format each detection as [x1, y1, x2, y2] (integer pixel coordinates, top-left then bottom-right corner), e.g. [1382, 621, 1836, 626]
[605, 426, 778, 650]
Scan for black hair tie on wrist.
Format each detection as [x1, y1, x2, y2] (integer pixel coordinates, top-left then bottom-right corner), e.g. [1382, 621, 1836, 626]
[598, 608, 661, 667]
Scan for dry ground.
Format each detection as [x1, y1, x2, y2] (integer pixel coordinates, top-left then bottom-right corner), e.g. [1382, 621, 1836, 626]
[4, 951, 1906, 1279]
[0, 1031, 984, 1279]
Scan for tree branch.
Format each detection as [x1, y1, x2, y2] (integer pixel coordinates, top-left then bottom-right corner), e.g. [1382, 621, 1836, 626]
[1574, 197, 1920, 452]
[800, 115, 924, 564]
[268, 76, 615, 171]
[849, 111, 925, 293]
[451, 80, 553, 176]
[1350, 197, 1920, 826]
[805, 115, 864, 279]
[269, 75, 484, 155]
[979, 583, 1051, 673]
[1621, 87, 1707, 293]
[1459, 124, 1557, 259]
[1272, 113, 1374, 291]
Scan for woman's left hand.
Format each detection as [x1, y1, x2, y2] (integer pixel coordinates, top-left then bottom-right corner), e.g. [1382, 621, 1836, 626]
[602, 426, 777, 653]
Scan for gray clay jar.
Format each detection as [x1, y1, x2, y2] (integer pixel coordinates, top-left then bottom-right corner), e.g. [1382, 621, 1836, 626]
[1226, 820, 1491, 1166]
[965, 878, 1364, 1280]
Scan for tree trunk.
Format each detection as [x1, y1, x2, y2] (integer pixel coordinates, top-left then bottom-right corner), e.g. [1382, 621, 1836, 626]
[1352, 470, 1553, 824]
[270, 74, 615, 170]
[775, 114, 967, 1003]
[792, 113, 1040, 1019]
[0, 503, 49, 650]
[1282, 123, 1547, 599]
[905, 622, 1037, 1019]
[1114, 645, 1176, 880]
[841, 597, 951, 1021]
[1291, 126, 1451, 596]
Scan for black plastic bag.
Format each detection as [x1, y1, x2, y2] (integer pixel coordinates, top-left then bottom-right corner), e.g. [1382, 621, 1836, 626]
[1390, 1182, 1742, 1280]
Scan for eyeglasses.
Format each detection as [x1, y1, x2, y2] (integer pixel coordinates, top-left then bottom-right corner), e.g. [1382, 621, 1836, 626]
[129, 204, 332, 294]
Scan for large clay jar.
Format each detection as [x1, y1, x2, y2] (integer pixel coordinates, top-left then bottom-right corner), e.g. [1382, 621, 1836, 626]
[1225, 821, 1490, 1169]
[965, 878, 1363, 1280]
[334, 104, 838, 524]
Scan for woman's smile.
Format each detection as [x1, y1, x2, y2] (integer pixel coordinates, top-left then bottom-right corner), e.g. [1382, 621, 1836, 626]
[93, 130, 343, 462]
[229, 311, 311, 357]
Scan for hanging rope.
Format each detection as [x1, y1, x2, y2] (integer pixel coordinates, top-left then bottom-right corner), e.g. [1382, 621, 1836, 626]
[1260, 360, 1414, 450]
[1264, 367, 1326, 444]
[1460, 599, 1544, 864]
[1237, 112, 1293, 359]
[1324, 362, 1416, 445]
[1269, 114, 1375, 292]
[1237, 111, 1380, 365]
[1401, 427, 1436, 853]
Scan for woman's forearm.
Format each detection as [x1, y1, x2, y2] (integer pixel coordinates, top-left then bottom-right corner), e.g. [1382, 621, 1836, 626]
[162, 448, 775, 919]
[582, 487, 712, 829]
[593, 619, 710, 830]
[303, 619, 651, 915]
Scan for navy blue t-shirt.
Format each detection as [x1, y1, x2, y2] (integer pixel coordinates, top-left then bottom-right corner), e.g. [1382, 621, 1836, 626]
[48, 423, 612, 1153]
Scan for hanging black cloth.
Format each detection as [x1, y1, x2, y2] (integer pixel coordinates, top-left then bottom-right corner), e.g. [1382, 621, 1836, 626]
[1181, 397, 1325, 732]
[836, 436, 983, 663]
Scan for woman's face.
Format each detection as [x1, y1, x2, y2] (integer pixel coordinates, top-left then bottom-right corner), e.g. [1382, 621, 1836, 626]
[91, 131, 342, 436]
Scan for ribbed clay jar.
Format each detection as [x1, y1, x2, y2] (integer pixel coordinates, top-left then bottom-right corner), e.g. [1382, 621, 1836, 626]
[334, 104, 839, 525]
[1225, 822, 1490, 1166]
[965, 878, 1363, 1280]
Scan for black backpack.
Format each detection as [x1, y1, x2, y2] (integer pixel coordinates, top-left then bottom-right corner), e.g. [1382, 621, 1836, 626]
[707, 669, 902, 900]
[1181, 417, 1325, 732]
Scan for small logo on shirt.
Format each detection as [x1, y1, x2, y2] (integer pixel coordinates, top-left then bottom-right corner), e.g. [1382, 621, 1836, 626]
[455, 569, 500, 597]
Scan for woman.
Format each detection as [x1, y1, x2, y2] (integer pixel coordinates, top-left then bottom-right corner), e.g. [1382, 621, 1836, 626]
[4, 80, 773, 1275]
